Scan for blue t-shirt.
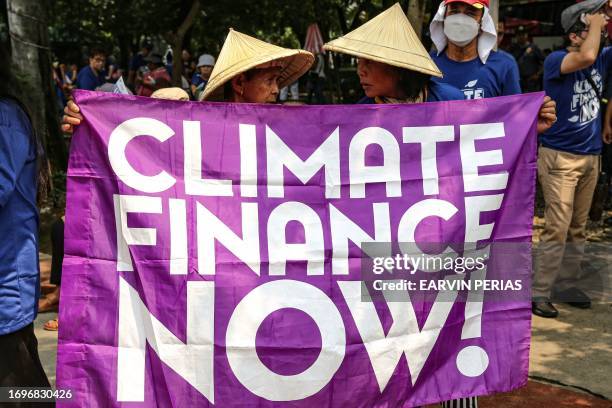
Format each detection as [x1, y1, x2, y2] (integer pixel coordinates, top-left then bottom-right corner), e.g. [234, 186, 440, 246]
[191, 72, 207, 88]
[0, 98, 40, 335]
[540, 47, 612, 155]
[358, 79, 464, 103]
[76, 66, 106, 91]
[431, 50, 521, 99]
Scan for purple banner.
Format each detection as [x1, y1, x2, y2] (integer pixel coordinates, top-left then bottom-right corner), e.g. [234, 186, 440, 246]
[57, 90, 543, 407]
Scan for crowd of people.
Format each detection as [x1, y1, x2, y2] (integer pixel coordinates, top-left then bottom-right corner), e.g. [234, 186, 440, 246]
[1, 0, 611, 406]
[47, 9, 564, 112]
[50, 39, 327, 109]
[47, 11, 580, 112]
[51, 45, 216, 104]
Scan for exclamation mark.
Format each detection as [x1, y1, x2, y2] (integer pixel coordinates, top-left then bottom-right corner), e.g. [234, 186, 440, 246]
[456, 259, 489, 377]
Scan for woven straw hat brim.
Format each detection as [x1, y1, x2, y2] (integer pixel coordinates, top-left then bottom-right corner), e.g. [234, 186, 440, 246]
[323, 3, 442, 78]
[202, 48, 314, 101]
[324, 40, 442, 77]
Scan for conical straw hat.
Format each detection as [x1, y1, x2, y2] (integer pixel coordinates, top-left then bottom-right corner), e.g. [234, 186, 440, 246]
[202, 29, 315, 100]
[323, 3, 442, 77]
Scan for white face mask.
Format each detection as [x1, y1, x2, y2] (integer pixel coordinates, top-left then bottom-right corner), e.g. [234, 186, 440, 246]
[444, 13, 480, 47]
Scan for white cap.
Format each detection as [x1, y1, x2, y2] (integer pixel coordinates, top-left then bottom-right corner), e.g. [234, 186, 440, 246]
[197, 54, 215, 67]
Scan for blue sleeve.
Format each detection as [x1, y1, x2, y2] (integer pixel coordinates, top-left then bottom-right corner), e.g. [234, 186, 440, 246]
[503, 58, 522, 96]
[444, 86, 465, 101]
[0, 102, 32, 208]
[357, 96, 375, 104]
[543, 52, 565, 81]
[426, 81, 464, 101]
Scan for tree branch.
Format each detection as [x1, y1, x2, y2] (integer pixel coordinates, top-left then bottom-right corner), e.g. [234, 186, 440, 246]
[336, 6, 348, 34]
[177, 0, 200, 38]
[169, 0, 201, 86]
[348, 4, 365, 31]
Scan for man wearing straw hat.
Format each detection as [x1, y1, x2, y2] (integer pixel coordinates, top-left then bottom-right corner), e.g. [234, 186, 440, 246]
[61, 29, 314, 132]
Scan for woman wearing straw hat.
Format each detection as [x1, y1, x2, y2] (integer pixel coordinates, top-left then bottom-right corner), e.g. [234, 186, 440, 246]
[324, 4, 479, 408]
[61, 29, 314, 133]
[324, 3, 465, 104]
[199, 28, 314, 103]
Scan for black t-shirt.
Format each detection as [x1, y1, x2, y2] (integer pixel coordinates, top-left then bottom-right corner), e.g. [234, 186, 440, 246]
[517, 43, 545, 78]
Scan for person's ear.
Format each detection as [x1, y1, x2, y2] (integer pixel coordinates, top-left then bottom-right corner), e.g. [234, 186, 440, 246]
[231, 74, 245, 96]
[568, 32, 578, 46]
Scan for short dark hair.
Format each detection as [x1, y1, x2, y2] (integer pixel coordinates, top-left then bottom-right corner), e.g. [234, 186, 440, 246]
[397, 69, 431, 101]
[89, 48, 106, 59]
[564, 21, 587, 47]
[222, 69, 265, 101]
[567, 20, 587, 35]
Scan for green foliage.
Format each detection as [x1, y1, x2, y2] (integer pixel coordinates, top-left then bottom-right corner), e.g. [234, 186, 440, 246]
[48, 0, 196, 64]
[46, 0, 398, 65]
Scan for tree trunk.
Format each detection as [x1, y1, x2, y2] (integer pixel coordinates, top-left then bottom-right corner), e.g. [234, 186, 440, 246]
[167, 0, 200, 87]
[118, 33, 133, 72]
[406, 0, 427, 39]
[7, 0, 66, 173]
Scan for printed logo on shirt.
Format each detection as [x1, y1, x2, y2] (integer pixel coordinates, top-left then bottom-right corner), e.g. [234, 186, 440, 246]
[462, 79, 484, 100]
[569, 69, 602, 124]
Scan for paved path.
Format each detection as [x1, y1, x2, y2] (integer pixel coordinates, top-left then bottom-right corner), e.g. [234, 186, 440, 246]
[530, 303, 612, 400]
[35, 311, 58, 388]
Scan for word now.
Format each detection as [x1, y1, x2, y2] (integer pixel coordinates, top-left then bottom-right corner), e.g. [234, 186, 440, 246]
[117, 276, 481, 403]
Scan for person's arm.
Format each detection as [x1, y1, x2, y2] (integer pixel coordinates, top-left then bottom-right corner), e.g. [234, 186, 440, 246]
[106, 65, 115, 81]
[530, 45, 545, 80]
[533, 44, 545, 62]
[560, 13, 609, 74]
[128, 69, 136, 87]
[604, 102, 612, 144]
[0, 102, 32, 207]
